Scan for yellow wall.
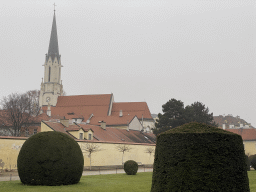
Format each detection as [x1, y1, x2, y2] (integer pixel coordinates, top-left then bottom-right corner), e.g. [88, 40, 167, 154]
[41, 122, 54, 132]
[244, 141, 256, 156]
[79, 142, 155, 167]
[0, 137, 155, 170]
[0, 138, 25, 170]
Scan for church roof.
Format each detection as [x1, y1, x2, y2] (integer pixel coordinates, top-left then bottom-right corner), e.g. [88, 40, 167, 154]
[47, 12, 60, 61]
[40, 94, 153, 126]
[56, 94, 112, 107]
[111, 102, 153, 120]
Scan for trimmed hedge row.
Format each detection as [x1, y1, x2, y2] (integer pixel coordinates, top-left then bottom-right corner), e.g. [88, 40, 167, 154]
[17, 131, 84, 186]
[151, 122, 249, 192]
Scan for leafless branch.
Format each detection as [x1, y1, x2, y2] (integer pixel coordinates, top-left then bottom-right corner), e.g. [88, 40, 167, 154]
[116, 144, 131, 154]
[145, 147, 155, 156]
[0, 91, 40, 136]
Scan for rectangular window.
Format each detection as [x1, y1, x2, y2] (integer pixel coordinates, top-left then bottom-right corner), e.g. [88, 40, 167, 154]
[88, 134, 92, 140]
[33, 129, 37, 135]
[79, 133, 83, 140]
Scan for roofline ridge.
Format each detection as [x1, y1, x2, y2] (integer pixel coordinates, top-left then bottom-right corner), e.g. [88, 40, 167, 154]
[59, 93, 112, 97]
[114, 101, 147, 104]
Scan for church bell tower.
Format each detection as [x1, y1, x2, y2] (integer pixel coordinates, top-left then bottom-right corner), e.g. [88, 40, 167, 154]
[39, 11, 63, 107]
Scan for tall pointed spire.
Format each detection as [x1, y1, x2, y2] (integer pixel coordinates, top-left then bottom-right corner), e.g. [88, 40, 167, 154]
[48, 11, 59, 61]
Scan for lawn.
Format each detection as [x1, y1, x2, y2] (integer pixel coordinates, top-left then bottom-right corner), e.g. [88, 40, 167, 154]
[0, 171, 255, 192]
[0, 172, 152, 192]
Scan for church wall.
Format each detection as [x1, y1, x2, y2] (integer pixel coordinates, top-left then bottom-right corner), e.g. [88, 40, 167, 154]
[0, 137, 155, 170]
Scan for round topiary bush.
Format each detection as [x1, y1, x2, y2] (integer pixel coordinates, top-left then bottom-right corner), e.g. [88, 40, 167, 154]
[151, 122, 250, 192]
[250, 154, 256, 170]
[124, 160, 138, 175]
[17, 131, 84, 186]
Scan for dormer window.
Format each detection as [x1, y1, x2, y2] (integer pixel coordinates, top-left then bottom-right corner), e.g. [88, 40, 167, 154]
[88, 133, 92, 140]
[79, 133, 83, 140]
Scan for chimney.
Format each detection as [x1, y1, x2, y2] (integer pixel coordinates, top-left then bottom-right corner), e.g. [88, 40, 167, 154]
[119, 110, 123, 117]
[222, 124, 226, 130]
[60, 119, 69, 127]
[47, 103, 51, 117]
[99, 121, 106, 130]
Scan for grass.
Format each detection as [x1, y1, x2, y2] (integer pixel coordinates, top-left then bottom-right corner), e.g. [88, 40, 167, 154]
[248, 170, 256, 191]
[0, 172, 152, 192]
[0, 171, 256, 192]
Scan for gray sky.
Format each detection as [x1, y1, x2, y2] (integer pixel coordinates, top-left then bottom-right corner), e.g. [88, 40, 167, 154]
[1, 0, 256, 125]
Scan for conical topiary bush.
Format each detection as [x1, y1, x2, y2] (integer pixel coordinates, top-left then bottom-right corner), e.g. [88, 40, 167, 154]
[151, 122, 249, 192]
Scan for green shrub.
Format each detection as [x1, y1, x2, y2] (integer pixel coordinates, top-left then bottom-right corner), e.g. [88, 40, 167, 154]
[245, 155, 250, 171]
[250, 154, 256, 170]
[124, 160, 138, 175]
[17, 131, 84, 186]
[151, 122, 250, 192]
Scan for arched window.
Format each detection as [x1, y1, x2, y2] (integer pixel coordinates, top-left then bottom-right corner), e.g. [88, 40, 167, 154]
[48, 67, 51, 82]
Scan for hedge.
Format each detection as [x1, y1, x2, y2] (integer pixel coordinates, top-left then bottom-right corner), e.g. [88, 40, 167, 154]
[151, 122, 249, 192]
[124, 160, 138, 175]
[17, 131, 84, 186]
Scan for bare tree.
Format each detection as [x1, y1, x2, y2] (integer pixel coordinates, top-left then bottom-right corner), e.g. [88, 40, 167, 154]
[0, 159, 5, 171]
[26, 90, 40, 116]
[116, 144, 132, 165]
[145, 147, 155, 163]
[81, 143, 102, 170]
[0, 92, 37, 136]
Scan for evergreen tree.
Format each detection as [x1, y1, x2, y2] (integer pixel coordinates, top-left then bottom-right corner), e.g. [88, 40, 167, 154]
[153, 99, 217, 135]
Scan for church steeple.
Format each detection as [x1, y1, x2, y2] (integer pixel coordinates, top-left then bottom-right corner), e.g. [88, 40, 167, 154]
[39, 10, 63, 108]
[47, 12, 60, 62]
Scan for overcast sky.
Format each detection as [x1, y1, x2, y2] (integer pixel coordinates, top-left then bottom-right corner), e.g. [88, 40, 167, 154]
[1, 0, 255, 126]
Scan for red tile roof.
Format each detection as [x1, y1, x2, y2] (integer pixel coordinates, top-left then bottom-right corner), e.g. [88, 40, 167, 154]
[79, 124, 156, 144]
[56, 94, 112, 107]
[52, 106, 109, 119]
[43, 121, 156, 144]
[90, 115, 136, 126]
[226, 128, 256, 141]
[33, 113, 51, 123]
[111, 102, 153, 120]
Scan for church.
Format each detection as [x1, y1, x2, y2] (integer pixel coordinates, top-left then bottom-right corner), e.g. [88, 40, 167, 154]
[0, 10, 156, 170]
[38, 11, 155, 139]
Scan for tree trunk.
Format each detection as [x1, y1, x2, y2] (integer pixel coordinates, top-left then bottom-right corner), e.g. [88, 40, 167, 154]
[90, 154, 92, 170]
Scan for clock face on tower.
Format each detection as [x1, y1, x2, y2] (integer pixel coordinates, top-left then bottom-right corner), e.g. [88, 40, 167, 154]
[46, 97, 50, 102]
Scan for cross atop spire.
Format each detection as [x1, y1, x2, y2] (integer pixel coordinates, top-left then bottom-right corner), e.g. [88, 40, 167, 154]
[53, 3, 56, 12]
